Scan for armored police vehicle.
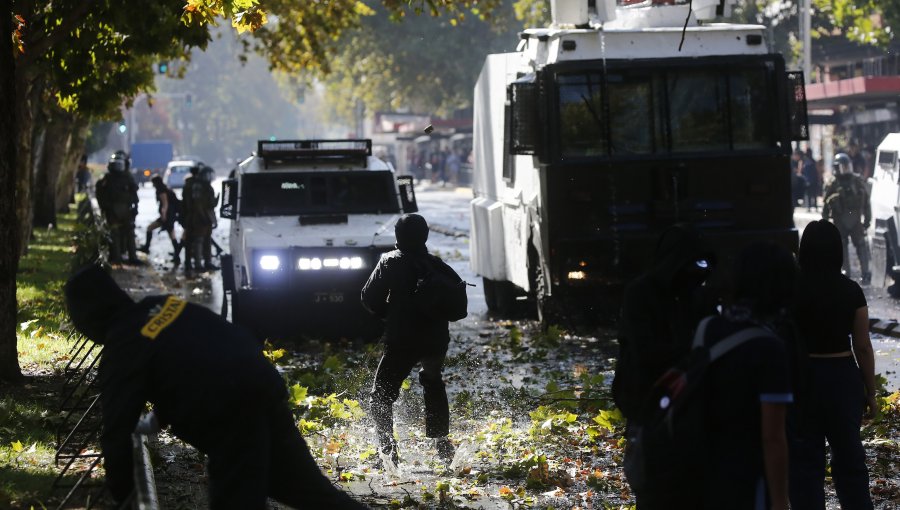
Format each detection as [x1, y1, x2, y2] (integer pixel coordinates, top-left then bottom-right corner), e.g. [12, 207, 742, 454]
[869, 133, 900, 293]
[470, 0, 808, 322]
[220, 139, 418, 339]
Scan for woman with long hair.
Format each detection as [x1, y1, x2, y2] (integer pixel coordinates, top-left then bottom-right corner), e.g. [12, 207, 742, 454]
[790, 219, 876, 509]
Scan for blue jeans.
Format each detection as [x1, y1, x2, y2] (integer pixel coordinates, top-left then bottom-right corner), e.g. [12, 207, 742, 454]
[789, 356, 873, 510]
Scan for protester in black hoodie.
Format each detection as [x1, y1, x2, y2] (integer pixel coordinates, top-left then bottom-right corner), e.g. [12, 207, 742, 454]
[361, 214, 460, 467]
[64, 265, 367, 510]
[612, 223, 717, 508]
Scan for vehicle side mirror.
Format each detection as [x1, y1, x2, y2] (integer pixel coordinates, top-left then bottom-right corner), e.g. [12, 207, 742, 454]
[220, 179, 237, 219]
[397, 176, 418, 213]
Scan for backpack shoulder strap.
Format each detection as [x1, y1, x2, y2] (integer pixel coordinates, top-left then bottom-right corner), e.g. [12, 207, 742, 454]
[691, 316, 715, 349]
[707, 327, 772, 362]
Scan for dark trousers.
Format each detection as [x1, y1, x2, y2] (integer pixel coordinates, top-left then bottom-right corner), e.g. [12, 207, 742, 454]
[205, 401, 366, 510]
[836, 221, 870, 276]
[370, 343, 449, 442]
[789, 357, 873, 510]
[109, 221, 137, 262]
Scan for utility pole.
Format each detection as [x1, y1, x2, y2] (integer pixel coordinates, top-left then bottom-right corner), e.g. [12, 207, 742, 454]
[801, 0, 812, 79]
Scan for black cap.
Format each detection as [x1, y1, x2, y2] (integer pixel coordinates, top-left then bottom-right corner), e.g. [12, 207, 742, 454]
[395, 214, 429, 253]
[64, 265, 133, 343]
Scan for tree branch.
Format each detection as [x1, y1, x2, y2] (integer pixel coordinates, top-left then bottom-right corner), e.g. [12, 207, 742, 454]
[21, 0, 93, 67]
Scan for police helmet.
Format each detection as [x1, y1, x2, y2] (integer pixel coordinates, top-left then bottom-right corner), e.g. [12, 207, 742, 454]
[832, 152, 853, 175]
[199, 165, 215, 182]
[107, 152, 126, 172]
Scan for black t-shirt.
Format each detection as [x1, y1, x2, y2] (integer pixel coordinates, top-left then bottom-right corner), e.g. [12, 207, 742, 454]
[793, 272, 866, 354]
[703, 315, 793, 509]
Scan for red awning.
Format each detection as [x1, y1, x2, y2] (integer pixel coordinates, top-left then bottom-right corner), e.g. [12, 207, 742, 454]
[806, 76, 900, 110]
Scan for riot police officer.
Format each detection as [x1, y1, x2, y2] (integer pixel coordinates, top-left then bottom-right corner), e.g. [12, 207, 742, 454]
[182, 164, 218, 274]
[823, 153, 872, 284]
[95, 151, 140, 264]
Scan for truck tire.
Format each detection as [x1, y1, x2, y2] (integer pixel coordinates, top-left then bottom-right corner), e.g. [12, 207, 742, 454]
[482, 277, 516, 316]
[220, 254, 235, 293]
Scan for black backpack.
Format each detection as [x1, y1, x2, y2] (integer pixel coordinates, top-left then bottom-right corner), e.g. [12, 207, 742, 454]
[166, 189, 182, 222]
[413, 256, 468, 322]
[623, 316, 771, 493]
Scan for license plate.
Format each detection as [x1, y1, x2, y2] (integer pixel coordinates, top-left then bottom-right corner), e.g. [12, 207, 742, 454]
[313, 292, 344, 304]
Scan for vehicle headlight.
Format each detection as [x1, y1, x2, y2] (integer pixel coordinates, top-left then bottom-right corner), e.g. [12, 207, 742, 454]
[567, 270, 586, 281]
[259, 255, 281, 271]
[297, 255, 366, 270]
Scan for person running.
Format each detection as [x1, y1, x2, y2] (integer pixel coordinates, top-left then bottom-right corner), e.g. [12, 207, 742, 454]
[361, 214, 460, 467]
[138, 175, 181, 263]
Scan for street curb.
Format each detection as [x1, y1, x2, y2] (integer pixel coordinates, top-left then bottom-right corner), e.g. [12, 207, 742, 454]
[870, 318, 900, 339]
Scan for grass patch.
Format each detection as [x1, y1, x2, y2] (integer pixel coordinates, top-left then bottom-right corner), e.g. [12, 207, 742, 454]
[1, 204, 91, 508]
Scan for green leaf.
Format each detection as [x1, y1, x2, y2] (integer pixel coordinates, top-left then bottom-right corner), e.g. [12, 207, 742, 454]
[11, 440, 24, 453]
[289, 384, 308, 405]
[593, 408, 624, 432]
[323, 355, 343, 371]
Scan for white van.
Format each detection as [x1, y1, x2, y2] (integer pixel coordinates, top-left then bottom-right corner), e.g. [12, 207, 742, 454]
[867, 133, 900, 294]
[219, 139, 419, 340]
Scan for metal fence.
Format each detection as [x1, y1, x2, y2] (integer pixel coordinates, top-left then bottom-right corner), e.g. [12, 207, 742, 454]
[53, 195, 159, 510]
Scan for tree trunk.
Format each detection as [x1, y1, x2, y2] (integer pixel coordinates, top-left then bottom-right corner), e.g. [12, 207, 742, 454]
[33, 109, 70, 229]
[14, 69, 36, 258]
[0, 0, 24, 383]
[56, 119, 89, 213]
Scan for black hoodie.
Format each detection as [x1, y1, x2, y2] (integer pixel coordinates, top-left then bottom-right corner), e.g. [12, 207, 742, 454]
[612, 224, 716, 420]
[65, 266, 285, 502]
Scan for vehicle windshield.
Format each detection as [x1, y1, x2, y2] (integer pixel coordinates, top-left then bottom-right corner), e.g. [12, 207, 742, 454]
[556, 61, 775, 158]
[169, 166, 192, 174]
[239, 170, 400, 216]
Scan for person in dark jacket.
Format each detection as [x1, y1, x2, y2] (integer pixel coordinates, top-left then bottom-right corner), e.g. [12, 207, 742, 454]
[95, 152, 140, 265]
[361, 214, 459, 467]
[181, 165, 218, 274]
[64, 265, 368, 510]
[612, 223, 716, 508]
[138, 175, 181, 262]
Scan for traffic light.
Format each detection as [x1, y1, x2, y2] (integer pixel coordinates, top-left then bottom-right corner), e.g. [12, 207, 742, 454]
[185, 94, 192, 108]
[157, 61, 168, 74]
[118, 121, 127, 134]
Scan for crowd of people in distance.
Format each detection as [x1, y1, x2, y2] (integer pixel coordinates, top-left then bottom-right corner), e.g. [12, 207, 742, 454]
[94, 150, 220, 276]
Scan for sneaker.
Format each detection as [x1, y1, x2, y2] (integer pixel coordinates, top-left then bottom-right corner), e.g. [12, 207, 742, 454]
[204, 262, 220, 271]
[435, 437, 455, 464]
[862, 272, 872, 285]
[379, 438, 399, 467]
[137, 245, 150, 254]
